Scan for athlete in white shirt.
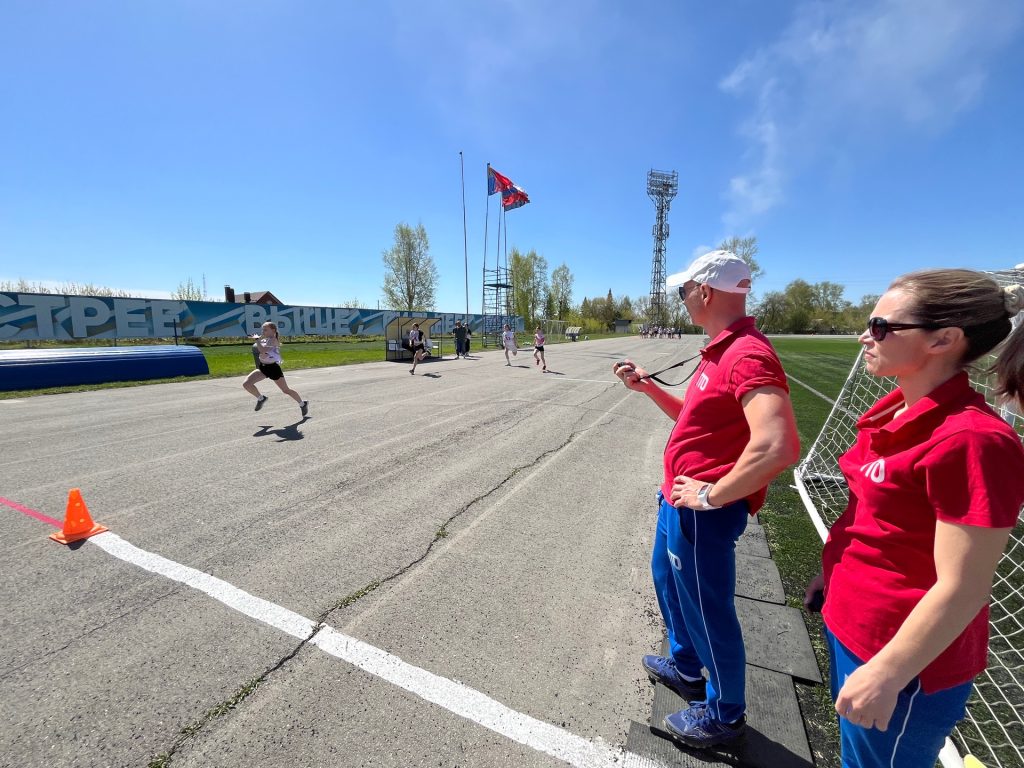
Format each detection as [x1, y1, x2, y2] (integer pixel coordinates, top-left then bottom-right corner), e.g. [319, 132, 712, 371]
[502, 324, 517, 366]
[243, 321, 308, 416]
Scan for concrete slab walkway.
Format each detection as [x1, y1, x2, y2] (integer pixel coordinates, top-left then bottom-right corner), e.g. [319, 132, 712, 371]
[626, 517, 821, 767]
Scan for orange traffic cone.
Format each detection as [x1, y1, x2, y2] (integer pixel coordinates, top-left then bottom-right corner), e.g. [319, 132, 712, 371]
[49, 488, 108, 544]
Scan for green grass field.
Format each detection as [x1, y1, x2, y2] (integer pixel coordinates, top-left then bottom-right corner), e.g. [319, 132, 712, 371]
[762, 336, 861, 768]
[0, 333, 621, 399]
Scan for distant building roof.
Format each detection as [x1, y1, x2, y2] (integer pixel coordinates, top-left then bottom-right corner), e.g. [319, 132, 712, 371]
[243, 291, 283, 305]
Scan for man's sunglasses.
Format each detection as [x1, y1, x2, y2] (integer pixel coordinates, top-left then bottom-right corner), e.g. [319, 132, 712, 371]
[866, 317, 941, 341]
[677, 283, 701, 300]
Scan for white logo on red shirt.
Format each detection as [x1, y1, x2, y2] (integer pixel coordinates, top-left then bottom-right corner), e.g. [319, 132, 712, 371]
[696, 373, 709, 391]
[860, 459, 885, 483]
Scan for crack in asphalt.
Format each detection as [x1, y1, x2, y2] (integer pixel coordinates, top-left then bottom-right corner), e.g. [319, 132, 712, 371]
[147, 631, 312, 768]
[148, 395, 624, 765]
[0, 586, 181, 682]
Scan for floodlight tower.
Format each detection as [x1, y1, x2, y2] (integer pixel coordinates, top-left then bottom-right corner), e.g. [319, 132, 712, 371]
[647, 169, 678, 328]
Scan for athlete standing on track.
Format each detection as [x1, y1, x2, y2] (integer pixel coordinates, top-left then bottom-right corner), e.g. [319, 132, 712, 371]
[243, 321, 308, 416]
[805, 269, 1024, 768]
[454, 320, 469, 358]
[613, 250, 800, 749]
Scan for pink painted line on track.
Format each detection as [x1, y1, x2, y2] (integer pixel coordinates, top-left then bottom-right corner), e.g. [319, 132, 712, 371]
[0, 496, 62, 528]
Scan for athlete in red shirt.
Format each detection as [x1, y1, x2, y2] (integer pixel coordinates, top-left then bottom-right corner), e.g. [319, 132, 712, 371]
[614, 250, 800, 748]
[806, 268, 1024, 768]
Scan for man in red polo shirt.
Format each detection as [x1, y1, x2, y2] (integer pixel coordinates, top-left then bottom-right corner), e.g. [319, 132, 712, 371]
[613, 250, 800, 748]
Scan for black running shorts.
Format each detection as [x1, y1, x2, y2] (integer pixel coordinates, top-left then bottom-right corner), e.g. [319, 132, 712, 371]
[258, 362, 284, 381]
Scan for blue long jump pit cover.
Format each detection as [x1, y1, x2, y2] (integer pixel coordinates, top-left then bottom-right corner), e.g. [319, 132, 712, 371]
[0, 345, 209, 391]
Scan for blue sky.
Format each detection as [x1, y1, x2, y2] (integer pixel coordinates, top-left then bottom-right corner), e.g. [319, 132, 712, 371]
[2, 0, 1022, 313]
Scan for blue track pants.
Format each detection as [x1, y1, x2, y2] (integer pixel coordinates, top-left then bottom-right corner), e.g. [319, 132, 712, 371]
[825, 626, 972, 768]
[652, 491, 749, 723]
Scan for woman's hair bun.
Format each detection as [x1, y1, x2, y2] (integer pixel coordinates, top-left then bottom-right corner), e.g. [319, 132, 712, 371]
[1004, 284, 1024, 317]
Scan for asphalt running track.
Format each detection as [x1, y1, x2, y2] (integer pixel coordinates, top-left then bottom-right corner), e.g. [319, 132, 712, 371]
[1, 337, 795, 768]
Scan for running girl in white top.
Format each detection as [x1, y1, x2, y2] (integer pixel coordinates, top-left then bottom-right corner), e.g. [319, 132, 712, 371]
[502, 324, 517, 366]
[243, 321, 309, 416]
[408, 322, 426, 375]
[533, 326, 547, 372]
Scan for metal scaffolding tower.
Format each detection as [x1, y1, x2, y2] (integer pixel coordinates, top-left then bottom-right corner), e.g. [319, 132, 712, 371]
[482, 264, 513, 347]
[647, 169, 678, 328]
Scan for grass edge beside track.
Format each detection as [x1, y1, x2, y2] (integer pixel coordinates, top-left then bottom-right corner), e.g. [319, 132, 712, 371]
[761, 336, 861, 768]
[0, 334, 627, 399]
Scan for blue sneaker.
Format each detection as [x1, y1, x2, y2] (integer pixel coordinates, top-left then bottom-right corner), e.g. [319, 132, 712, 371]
[641, 655, 707, 702]
[664, 705, 746, 748]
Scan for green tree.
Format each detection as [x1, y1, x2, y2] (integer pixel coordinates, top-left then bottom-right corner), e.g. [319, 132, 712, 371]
[633, 295, 651, 327]
[838, 293, 880, 333]
[580, 293, 610, 332]
[509, 248, 548, 326]
[549, 263, 574, 319]
[1, 279, 52, 293]
[782, 279, 815, 332]
[616, 295, 634, 321]
[2, 280, 133, 297]
[542, 290, 557, 320]
[172, 277, 205, 301]
[602, 289, 616, 329]
[381, 222, 438, 311]
[718, 235, 764, 282]
[755, 291, 788, 333]
[580, 297, 592, 319]
[810, 281, 848, 331]
[666, 291, 692, 331]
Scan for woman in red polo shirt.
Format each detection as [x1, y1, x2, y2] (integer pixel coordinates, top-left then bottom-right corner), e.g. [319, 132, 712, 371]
[806, 269, 1024, 768]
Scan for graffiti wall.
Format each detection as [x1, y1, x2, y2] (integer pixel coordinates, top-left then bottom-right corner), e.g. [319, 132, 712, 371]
[0, 293, 519, 342]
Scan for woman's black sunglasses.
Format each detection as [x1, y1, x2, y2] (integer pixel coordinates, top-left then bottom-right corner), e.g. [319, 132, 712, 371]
[866, 317, 941, 341]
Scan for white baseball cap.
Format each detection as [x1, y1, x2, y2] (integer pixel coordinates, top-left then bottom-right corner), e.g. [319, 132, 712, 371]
[666, 250, 751, 294]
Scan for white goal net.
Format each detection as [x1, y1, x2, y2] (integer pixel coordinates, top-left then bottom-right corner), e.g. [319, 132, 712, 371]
[794, 267, 1024, 768]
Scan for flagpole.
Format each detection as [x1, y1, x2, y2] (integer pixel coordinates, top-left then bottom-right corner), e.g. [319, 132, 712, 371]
[502, 205, 510, 319]
[482, 163, 490, 330]
[503, 205, 509, 270]
[495, 197, 503, 284]
[460, 151, 469, 318]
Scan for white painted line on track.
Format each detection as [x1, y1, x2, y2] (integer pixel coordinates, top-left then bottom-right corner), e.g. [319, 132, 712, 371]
[546, 378, 617, 384]
[787, 374, 836, 406]
[87, 531, 661, 768]
[91, 532, 317, 639]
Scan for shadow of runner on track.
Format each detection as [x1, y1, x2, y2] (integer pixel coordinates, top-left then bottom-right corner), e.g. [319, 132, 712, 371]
[253, 417, 311, 442]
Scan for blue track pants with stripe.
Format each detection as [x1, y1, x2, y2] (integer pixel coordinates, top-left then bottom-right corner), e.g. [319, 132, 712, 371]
[825, 626, 972, 768]
[652, 491, 749, 723]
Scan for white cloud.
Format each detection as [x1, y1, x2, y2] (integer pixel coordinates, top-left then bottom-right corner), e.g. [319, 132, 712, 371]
[719, 0, 1023, 227]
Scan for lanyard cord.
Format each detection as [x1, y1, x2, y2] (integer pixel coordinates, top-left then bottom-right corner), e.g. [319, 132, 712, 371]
[638, 352, 704, 387]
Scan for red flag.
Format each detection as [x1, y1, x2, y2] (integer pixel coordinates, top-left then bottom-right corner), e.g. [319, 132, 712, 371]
[502, 185, 530, 211]
[487, 165, 513, 196]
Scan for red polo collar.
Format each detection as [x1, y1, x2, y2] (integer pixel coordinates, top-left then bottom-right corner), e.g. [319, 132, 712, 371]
[701, 316, 758, 357]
